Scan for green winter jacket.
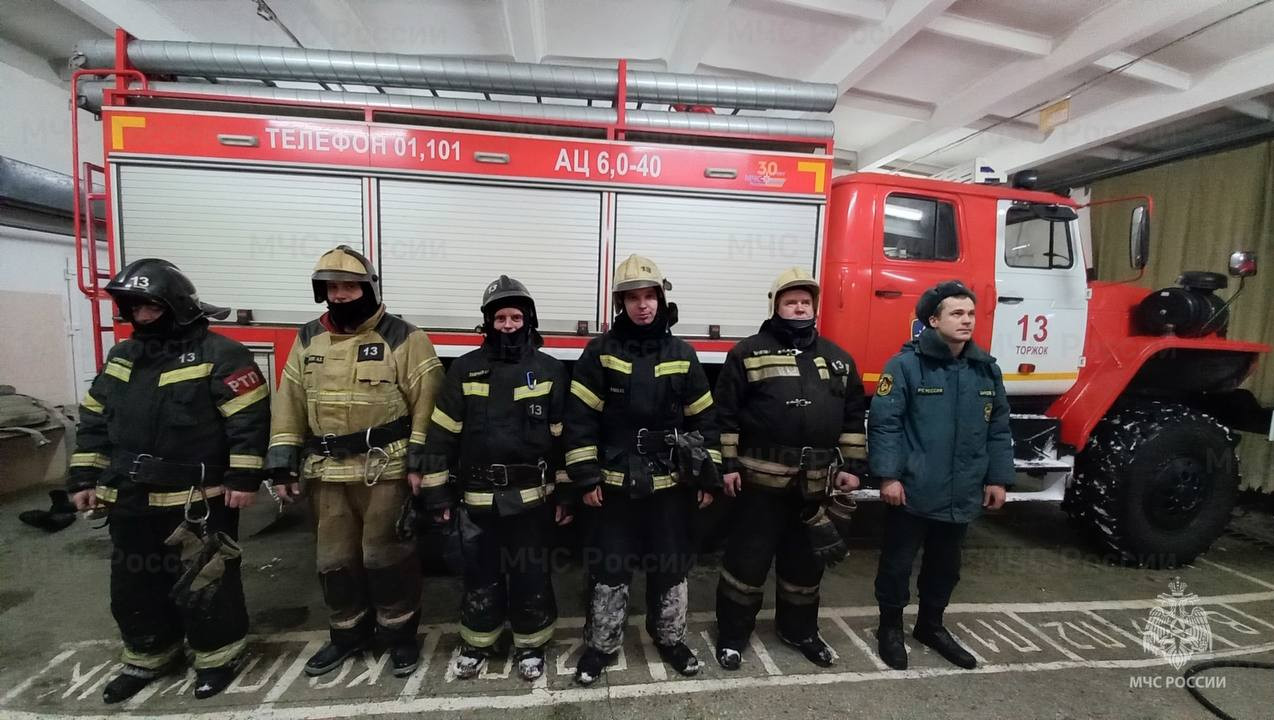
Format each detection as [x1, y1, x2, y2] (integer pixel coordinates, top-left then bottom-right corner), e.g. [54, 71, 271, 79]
[868, 328, 1014, 524]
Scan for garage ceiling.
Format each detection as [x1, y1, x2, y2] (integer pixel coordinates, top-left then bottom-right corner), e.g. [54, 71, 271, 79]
[3, 0, 1273, 184]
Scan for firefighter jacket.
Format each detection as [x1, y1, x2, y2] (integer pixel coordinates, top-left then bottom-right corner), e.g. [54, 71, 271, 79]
[868, 327, 1014, 524]
[266, 305, 444, 483]
[67, 320, 270, 513]
[715, 320, 868, 494]
[564, 315, 722, 496]
[419, 340, 568, 515]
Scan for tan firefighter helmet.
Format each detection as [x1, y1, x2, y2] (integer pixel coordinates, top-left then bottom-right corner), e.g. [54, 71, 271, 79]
[612, 254, 672, 311]
[768, 266, 820, 315]
[311, 245, 380, 303]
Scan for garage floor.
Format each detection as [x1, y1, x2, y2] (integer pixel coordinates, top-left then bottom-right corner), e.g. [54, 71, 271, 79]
[2, 485, 1273, 720]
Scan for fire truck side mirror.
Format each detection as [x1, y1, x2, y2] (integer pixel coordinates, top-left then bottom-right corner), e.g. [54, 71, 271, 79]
[1129, 205, 1150, 270]
[1228, 251, 1257, 278]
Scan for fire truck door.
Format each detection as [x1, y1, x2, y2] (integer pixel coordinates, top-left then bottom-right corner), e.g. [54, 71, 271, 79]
[991, 199, 1087, 395]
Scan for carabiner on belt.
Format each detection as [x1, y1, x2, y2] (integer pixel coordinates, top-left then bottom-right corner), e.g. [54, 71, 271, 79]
[183, 463, 211, 528]
[363, 426, 391, 487]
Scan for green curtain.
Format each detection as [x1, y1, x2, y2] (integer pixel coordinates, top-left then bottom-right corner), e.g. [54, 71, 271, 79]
[1089, 140, 1274, 491]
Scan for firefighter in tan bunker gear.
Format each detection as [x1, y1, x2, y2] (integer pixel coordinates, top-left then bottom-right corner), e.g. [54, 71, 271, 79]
[267, 245, 444, 679]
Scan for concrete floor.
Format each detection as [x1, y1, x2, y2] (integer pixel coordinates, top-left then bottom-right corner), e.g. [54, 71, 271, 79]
[2, 485, 1273, 720]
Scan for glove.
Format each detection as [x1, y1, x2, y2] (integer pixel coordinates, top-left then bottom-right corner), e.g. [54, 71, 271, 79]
[395, 495, 420, 542]
[802, 504, 849, 566]
[165, 522, 241, 611]
[672, 430, 721, 491]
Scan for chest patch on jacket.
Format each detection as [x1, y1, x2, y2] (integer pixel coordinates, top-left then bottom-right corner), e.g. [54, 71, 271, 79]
[357, 343, 385, 362]
[979, 389, 995, 396]
[304, 354, 325, 365]
[916, 387, 944, 395]
[224, 367, 265, 396]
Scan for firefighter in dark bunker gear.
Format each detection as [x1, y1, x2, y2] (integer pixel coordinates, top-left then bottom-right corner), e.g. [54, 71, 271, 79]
[869, 280, 1013, 672]
[267, 245, 444, 679]
[712, 267, 867, 670]
[565, 254, 723, 685]
[67, 258, 269, 703]
[419, 276, 572, 682]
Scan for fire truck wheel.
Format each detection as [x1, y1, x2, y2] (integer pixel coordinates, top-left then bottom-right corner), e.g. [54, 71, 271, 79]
[1071, 400, 1240, 568]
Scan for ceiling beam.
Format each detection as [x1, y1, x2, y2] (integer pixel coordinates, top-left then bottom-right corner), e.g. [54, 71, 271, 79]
[979, 44, 1274, 173]
[501, 0, 547, 64]
[1092, 52, 1192, 91]
[771, 0, 886, 23]
[50, 0, 194, 40]
[859, 0, 1228, 170]
[665, 0, 733, 74]
[1228, 99, 1273, 120]
[811, 0, 959, 95]
[970, 116, 1047, 143]
[839, 89, 933, 120]
[1082, 145, 1149, 161]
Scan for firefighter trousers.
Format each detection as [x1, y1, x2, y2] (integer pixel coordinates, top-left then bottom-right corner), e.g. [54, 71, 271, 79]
[582, 485, 696, 654]
[458, 503, 558, 650]
[874, 506, 969, 614]
[313, 479, 422, 647]
[715, 486, 823, 650]
[108, 500, 247, 671]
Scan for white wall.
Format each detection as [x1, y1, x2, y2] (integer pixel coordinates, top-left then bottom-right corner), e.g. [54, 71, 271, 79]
[0, 39, 107, 404]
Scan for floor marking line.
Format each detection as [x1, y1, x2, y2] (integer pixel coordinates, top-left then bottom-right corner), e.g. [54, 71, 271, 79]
[7, 642, 1274, 720]
[1197, 558, 1274, 591]
[1, 649, 76, 704]
[1003, 611, 1084, 661]
[1081, 610, 1143, 649]
[1217, 602, 1274, 633]
[400, 630, 442, 698]
[831, 616, 888, 672]
[747, 632, 783, 676]
[260, 639, 322, 705]
[639, 628, 668, 681]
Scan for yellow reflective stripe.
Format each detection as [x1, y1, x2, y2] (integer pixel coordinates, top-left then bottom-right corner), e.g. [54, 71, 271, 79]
[777, 577, 819, 595]
[565, 445, 598, 465]
[96, 485, 118, 503]
[410, 430, 428, 444]
[228, 454, 264, 469]
[513, 623, 556, 648]
[421, 470, 449, 488]
[219, 385, 268, 417]
[407, 356, 443, 386]
[460, 625, 504, 648]
[158, 363, 214, 386]
[746, 365, 801, 382]
[192, 637, 247, 670]
[121, 643, 182, 670]
[742, 355, 797, 369]
[570, 380, 604, 411]
[684, 391, 713, 417]
[463, 484, 554, 507]
[70, 452, 109, 469]
[654, 360, 690, 377]
[110, 357, 133, 367]
[549, 422, 563, 437]
[599, 354, 632, 374]
[708, 449, 723, 464]
[842, 446, 867, 460]
[818, 369, 830, 380]
[839, 432, 866, 446]
[431, 407, 463, 433]
[721, 568, 764, 594]
[813, 357, 827, 368]
[722, 445, 738, 458]
[81, 393, 105, 414]
[462, 382, 489, 397]
[104, 360, 132, 382]
[720, 432, 739, 446]
[602, 470, 675, 490]
[513, 380, 553, 401]
[270, 433, 304, 447]
[149, 486, 225, 507]
[283, 365, 303, 385]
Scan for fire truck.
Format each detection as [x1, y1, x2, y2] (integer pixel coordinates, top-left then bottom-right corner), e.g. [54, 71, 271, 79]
[70, 32, 1268, 567]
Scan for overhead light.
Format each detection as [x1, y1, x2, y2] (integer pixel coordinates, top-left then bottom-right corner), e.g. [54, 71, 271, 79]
[885, 204, 924, 222]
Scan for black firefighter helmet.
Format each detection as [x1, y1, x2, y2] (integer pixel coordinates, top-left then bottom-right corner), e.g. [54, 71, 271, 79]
[105, 258, 229, 325]
[481, 275, 538, 328]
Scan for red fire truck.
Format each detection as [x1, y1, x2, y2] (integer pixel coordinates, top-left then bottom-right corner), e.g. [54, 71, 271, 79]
[70, 31, 1268, 566]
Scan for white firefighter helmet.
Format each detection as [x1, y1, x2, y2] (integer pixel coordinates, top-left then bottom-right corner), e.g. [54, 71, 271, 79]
[768, 267, 820, 315]
[611, 254, 672, 312]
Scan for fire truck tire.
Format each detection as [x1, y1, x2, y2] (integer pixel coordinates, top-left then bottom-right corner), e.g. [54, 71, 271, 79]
[1070, 400, 1239, 568]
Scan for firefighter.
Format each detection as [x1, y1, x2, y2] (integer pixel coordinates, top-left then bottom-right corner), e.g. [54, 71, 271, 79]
[712, 267, 867, 670]
[869, 280, 1013, 671]
[566, 254, 722, 685]
[418, 276, 572, 681]
[67, 259, 269, 703]
[267, 245, 444, 679]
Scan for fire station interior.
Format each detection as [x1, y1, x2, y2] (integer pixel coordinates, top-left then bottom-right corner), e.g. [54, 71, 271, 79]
[2, 0, 1274, 717]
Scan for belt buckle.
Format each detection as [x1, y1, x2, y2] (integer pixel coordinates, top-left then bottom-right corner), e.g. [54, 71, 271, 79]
[320, 433, 337, 458]
[636, 428, 650, 455]
[487, 463, 510, 487]
[799, 446, 815, 469]
[129, 452, 154, 479]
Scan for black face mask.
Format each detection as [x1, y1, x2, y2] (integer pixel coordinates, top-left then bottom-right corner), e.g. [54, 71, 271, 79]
[769, 314, 818, 349]
[125, 303, 178, 339]
[327, 290, 379, 331]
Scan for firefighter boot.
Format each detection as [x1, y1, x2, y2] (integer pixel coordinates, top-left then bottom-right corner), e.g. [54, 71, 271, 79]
[574, 647, 615, 686]
[777, 631, 838, 668]
[913, 605, 976, 669]
[655, 641, 701, 676]
[716, 644, 742, 671]
[102, 660, 179, 705]
[515, 646, 546, 681]
[304, 640, 367, 677]
[193, 655, 246, 700]
[877, 607, 908, 671]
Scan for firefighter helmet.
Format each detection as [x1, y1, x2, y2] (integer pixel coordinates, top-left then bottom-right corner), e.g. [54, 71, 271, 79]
[481, 275, 538, 328]
[768, 266, 820, 315]
[311, 245, 380, 303]
[105, 258, 229, 326]
[611, 254, 672, 311]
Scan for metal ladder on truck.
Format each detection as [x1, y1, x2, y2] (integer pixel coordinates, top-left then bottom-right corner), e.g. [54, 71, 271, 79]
[73, 161, 113, 372]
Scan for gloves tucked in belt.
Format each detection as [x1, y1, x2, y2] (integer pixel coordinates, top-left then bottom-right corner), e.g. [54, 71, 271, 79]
[165, 522, 242, 611]
[801, 503, 849, 566]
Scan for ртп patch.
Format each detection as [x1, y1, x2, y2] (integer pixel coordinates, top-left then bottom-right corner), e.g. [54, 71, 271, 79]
[224, 367, 264, 396]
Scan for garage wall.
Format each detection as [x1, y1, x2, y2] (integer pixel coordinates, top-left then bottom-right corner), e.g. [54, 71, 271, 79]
[1089, 140, 1274, 492]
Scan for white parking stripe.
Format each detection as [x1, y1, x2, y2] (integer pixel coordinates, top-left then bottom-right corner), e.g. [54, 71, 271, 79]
[1198, 558, 1274, 591]
[831, 616, 888, 672]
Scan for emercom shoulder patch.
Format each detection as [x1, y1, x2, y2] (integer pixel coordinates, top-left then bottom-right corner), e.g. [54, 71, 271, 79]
[876, 373, 893, 396]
